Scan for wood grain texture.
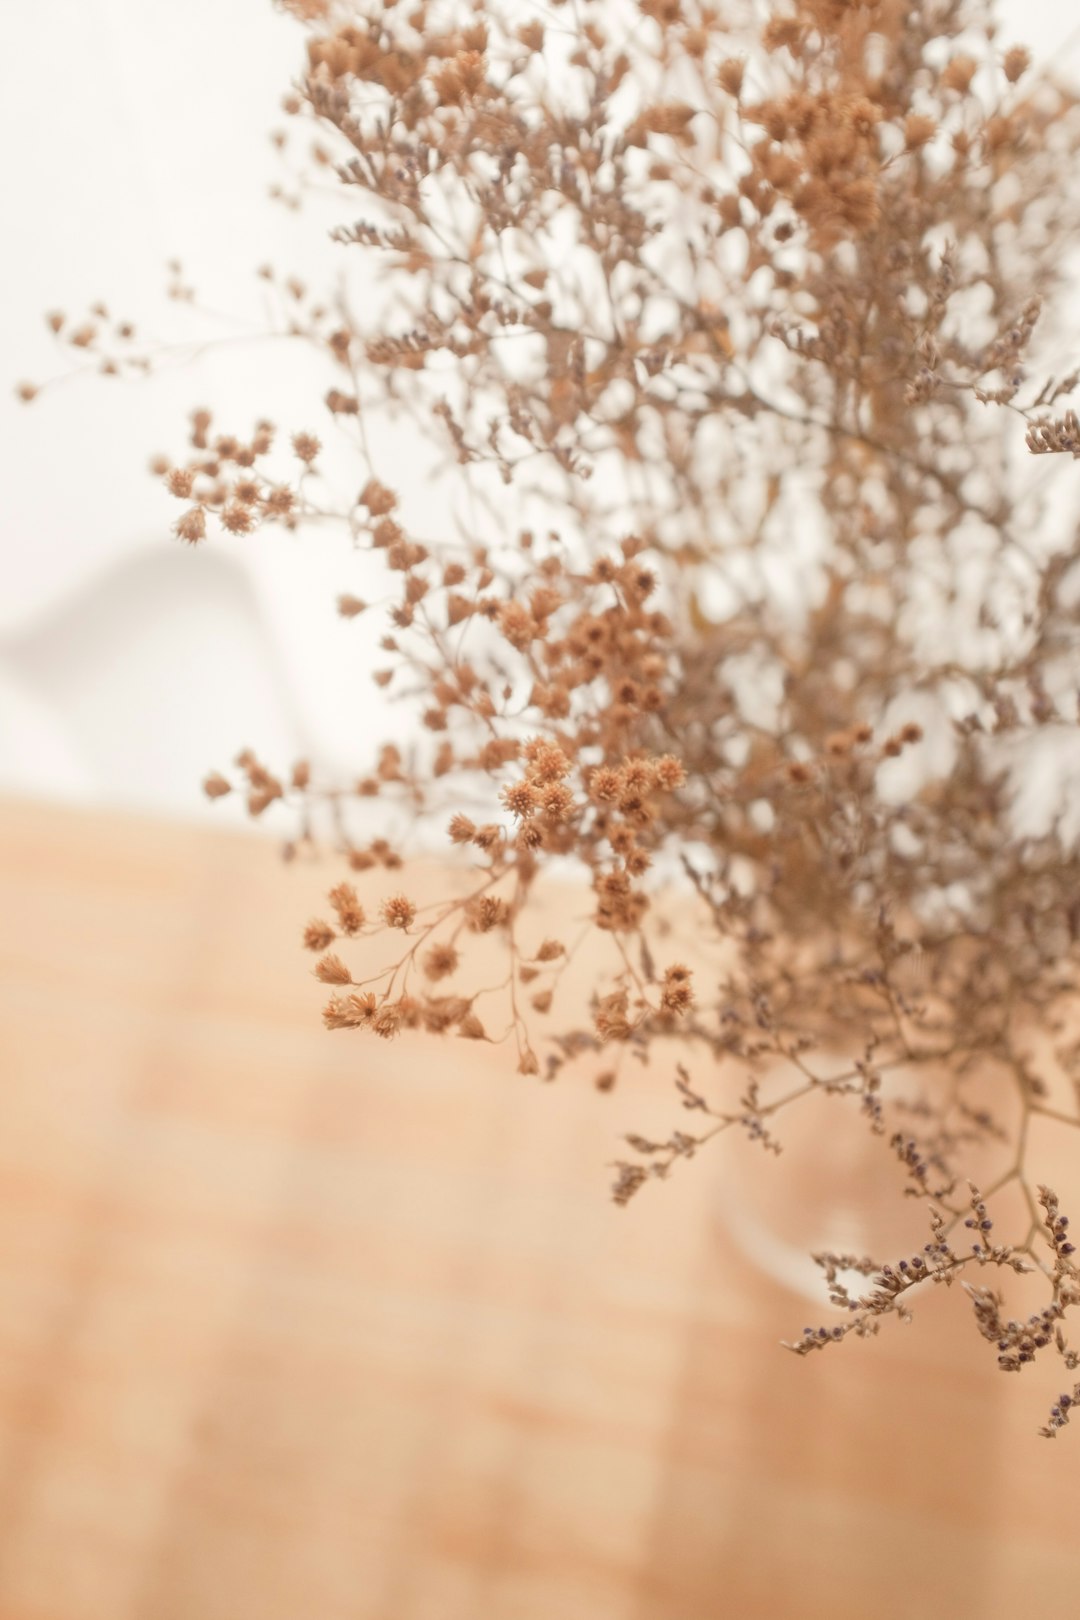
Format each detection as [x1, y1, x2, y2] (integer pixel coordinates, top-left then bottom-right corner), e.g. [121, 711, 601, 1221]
[0, 797, 1077, 1620]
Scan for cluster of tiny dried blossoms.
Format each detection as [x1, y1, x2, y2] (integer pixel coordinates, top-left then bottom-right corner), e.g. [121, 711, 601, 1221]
[24, 0, 1080, 1431]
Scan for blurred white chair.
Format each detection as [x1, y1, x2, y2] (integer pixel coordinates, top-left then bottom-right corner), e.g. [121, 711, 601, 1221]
[0, 547, 303, 818]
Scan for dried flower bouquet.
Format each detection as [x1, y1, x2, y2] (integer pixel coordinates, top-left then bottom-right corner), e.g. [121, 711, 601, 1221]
[24, 0, 1080, 1436]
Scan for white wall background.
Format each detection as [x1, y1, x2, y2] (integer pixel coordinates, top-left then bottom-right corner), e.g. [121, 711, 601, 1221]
[0, 0, 1075, 822]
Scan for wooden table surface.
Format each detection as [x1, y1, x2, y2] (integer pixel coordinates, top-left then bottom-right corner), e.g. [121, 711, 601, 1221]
[1, 796, 1078, 1620]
